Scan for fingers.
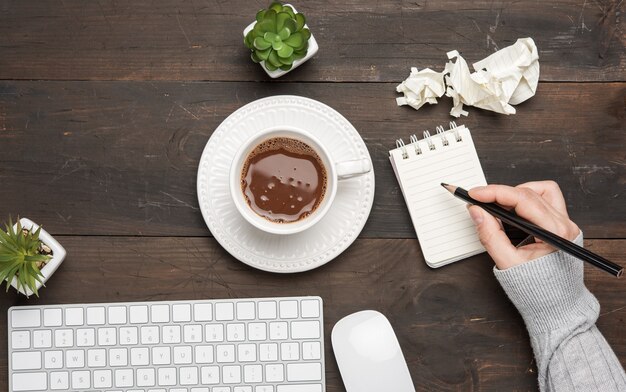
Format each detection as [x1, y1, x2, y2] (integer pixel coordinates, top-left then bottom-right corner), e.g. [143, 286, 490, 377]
[516, 180, 568, 215]
[469, 184, 554, 226]
[468, 205, 522, 269]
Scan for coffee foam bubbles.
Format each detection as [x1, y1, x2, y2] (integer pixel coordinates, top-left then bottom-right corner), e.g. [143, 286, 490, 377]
[241, 137, 328, 193]
[241, 136, 328, 223]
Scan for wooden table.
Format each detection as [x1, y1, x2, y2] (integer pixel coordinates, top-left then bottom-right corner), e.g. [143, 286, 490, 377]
[1, 1, 624, 390]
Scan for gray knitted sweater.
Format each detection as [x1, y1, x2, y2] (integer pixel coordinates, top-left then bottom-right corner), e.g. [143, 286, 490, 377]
[493, 232, 626, 391]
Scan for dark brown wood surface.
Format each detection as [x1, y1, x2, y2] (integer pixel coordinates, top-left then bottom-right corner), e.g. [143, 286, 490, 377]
[0, 0, 625, 391]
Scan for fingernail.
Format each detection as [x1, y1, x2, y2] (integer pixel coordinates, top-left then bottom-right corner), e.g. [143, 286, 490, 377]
[472, 186, 486, 192]
[469, 207, 483, 225]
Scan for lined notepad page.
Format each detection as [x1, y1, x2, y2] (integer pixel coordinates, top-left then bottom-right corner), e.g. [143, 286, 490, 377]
[390, 125, 487, 267]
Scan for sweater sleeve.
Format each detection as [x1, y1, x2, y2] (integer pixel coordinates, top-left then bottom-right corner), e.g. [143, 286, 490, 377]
[493, 232, 626, 391]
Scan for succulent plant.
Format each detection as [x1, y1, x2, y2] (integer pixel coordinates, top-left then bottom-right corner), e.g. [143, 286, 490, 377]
[244, 2, 311, 72]
[0, 217, 51, 296]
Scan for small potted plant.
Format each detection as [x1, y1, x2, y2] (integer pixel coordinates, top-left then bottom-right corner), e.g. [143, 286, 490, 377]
[0, 217, 66, 297]
[243, 2, 318, 78]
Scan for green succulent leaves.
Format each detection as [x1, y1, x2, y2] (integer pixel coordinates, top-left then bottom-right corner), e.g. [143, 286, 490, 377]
[245, 2, 311, 72]
[0, 218, 50, 296]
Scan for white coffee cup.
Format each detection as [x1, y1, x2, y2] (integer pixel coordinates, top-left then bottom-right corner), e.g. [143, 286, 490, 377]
[230, 126, 371, 235]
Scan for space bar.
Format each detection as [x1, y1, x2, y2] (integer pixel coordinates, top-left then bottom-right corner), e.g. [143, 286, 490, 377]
[277, 384, 323, 392]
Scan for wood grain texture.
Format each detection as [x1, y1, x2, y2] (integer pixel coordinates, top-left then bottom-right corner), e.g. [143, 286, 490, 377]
[1, 81, 624, 238]
[0, 0, 624, 82]
[0, 237, 623, 391]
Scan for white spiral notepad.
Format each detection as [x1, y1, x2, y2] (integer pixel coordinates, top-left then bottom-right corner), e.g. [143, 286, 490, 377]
[389, 122, 487, 268]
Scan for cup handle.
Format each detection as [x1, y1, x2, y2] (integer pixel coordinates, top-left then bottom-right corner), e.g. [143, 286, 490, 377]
[336, 158, 372, 180]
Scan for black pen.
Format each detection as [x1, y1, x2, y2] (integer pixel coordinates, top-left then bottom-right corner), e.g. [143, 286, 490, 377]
[441, 183, 623, 278]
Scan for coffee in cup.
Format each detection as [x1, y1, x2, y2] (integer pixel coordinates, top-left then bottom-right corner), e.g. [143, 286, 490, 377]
[230, 126, 371, 235]
[241, 137, 327, 223]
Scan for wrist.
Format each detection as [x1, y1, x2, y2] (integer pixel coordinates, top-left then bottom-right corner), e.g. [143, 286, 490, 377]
[493, 232, 599, 334]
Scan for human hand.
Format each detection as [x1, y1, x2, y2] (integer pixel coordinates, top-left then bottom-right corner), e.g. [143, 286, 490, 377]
[468, 181, 580, 270]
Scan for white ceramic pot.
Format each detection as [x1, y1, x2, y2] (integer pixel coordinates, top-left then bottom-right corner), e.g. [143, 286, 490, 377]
[243, 4, 319, 79]
[9, 218, 66, 297]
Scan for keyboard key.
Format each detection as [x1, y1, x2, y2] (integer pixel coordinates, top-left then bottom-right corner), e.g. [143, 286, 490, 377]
[222, 365, 242, 383]
[98, 327, 117, 346]
[109, 347, 128, 366]
[86, 306, 106, 325]
[302, 341, 322, 360]
[43, 308, 62, 327]
[174, 345, 193, 364]
[12, 372, 47, 391]
[237, 302, 256, 320]
[201, 366, 220, 384]
[71, 370, 91, 388]
[227, 323, 246, 342]
[266, 363, 285, 382]
[238, 343, 257, 362]
[300, 299, 320, 318]
[215, 302, 234, 321]
[244, 364, 262, 383]
[151, 304, 170, 323]
[93, 369, 112, 388]
[195, 345, 214, 364]
[12, 309, 41, 328]
[259, 343, 278, 361]
[194, 303, 213, 321]
[276, 385, 322, 392]
[50, 371, 69, 390]
[12, 351, 42, 370]
[129, 305, 149, 324]
[158, 367, 177, 386]
[44, 350, 63, 369]
[114, 368, 133, 387]
[153, 346, 171, 365]
[179, 366, 199, 385]
[108, 306, 127, 324]
[234, 387, 253, 392]
[131, 347, 150, 366]
[183, 324, 202, 343]
[140, 326, 160, 345]
[120, 326, 139, 345]
[65, 349, 85, 368]
[54, 329, 73, 347]
[248, 322, 267, 341]
[162, 325, 181, 344]
[256, 387, 275, 392]
[33, 330, 52, 348]
[87, 348, 106, 367]
[205, 324, 224, 342]
[76, 328, 95, 347]
[11, 330, 30, 349]
[216, 344, 236, 363]
[173, 304, 192, 322]
[291, 321, 321, 339]
[65, 308, 84, 326]
[258, 301, 277, 319]
[287, 363, 322, 382]
[269, 321, 288, 340]
[281, 342, 300, 361]
[279, 300, 298, 319]
[137, 368, 156, 387]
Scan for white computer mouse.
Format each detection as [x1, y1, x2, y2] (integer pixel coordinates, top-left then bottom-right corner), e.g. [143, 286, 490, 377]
[331, 310, 416, 392]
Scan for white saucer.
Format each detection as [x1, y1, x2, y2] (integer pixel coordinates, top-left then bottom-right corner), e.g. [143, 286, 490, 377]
[197, 96, 375, 273]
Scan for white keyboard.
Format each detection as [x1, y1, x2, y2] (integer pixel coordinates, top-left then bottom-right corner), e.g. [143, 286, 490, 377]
[8, 296, 325, 392]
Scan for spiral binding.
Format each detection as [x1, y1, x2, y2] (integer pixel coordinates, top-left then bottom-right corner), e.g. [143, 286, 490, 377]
[395, 138, 408, 159]
[394, 122, 463, 160]
[409, 135, 422, 155]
